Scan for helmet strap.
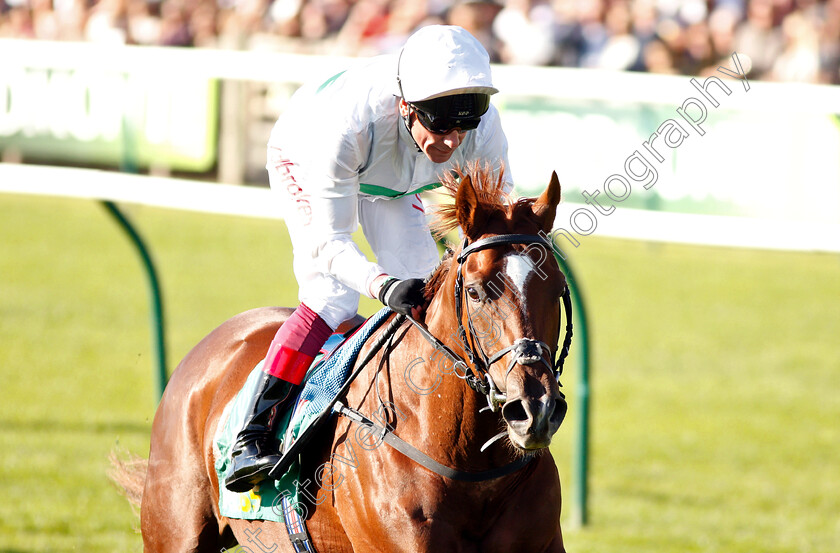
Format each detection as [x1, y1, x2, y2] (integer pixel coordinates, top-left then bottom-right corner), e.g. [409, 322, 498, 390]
[397, 48, 423, 154]
[401, 105, 423, 154]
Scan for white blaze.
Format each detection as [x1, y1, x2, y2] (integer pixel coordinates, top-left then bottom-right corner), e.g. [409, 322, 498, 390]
[504, 253, 534, 300]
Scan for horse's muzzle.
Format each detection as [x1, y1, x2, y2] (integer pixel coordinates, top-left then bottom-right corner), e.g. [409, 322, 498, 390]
[501, 391, 567, 450]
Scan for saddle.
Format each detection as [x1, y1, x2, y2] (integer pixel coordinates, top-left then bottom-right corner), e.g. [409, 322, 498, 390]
[213, 308, 392, 523]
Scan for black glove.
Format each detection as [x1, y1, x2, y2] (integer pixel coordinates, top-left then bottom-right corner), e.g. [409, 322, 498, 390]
[378, 278, 426, 316]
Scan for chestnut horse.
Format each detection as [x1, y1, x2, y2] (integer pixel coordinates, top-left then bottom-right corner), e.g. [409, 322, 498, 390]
[128, 165, 569, 552]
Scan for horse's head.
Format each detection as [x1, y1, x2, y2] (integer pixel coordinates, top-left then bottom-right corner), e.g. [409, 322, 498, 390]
[428, 164, 569, 451]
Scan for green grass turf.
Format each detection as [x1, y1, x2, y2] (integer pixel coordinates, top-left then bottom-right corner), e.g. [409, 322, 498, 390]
[1, 193, 838, 552]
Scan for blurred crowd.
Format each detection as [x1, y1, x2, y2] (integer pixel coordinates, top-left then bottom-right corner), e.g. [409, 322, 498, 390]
[2, 0, 839, 84]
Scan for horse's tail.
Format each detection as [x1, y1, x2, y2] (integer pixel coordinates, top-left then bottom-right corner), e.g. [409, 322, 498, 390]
[108, 447, 148, 516]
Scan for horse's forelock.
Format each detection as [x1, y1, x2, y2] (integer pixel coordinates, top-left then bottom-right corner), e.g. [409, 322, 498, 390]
[426, 161, 517, 299]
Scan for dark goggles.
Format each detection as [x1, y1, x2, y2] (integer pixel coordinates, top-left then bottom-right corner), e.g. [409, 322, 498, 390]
[410, 93, 490, 134]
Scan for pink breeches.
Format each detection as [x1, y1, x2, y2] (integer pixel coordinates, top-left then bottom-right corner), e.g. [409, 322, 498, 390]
[262, 303, 333, 384]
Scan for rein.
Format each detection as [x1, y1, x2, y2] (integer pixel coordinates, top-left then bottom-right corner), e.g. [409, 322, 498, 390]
[334, 401, 533, 482]
[327, 313, 536, 483]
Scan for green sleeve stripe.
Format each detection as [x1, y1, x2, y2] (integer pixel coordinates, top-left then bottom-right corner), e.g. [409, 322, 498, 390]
[359, 182, 442, 198]
[316, 71, 347, 93]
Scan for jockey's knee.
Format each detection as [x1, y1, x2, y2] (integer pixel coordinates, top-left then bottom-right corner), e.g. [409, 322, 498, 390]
[300, 297, 359, 331]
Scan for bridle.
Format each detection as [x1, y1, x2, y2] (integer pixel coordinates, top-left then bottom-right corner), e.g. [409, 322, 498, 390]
[406, 233, 573, 412]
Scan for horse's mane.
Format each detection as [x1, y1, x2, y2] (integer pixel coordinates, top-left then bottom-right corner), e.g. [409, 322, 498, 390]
[424, 161, 537, 301]
[424, 249, 453, 302]
[428, 160, 511, 239]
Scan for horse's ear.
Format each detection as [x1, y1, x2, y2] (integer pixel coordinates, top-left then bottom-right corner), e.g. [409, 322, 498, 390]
[532, 171, 561, 232]
[456, 175, 488, 238]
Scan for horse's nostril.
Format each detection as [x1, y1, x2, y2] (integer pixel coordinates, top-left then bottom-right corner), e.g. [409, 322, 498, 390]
[550, 395, 568, 427]
[502, 399, 528, 424]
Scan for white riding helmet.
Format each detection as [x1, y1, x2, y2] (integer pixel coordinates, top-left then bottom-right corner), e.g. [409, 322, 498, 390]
[397, 25, 499, 103]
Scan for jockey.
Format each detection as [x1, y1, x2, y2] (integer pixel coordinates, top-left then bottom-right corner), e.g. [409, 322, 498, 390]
[225, 25, 514, 493]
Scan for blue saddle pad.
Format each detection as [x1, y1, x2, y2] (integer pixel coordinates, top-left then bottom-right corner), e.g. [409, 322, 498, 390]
[214, 308, 391, 521]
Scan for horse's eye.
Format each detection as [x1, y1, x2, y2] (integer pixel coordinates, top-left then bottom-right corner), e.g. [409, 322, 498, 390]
[466, 287, 481, 301]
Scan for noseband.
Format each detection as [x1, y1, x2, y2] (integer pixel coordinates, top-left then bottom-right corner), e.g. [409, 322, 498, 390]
[408, 234, 573, 412]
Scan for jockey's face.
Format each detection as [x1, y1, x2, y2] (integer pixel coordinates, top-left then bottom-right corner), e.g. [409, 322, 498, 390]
[400, 100, 468, 164]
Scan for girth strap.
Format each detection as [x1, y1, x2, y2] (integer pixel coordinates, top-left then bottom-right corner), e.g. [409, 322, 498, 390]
[334, 401, 533, 482]
[281, 495, 315, 552]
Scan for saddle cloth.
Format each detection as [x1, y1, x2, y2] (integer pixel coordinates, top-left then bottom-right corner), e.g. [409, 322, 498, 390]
[213, 308, 391, 522]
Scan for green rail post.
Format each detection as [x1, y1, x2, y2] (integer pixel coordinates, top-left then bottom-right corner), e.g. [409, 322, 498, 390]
[110, 78, 168, 401]
[102, 201, 168, 401]
[553, 249, 591, 528]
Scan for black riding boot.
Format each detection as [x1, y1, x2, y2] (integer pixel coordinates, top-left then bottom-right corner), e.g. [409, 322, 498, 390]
[225, 372, 297, 493]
